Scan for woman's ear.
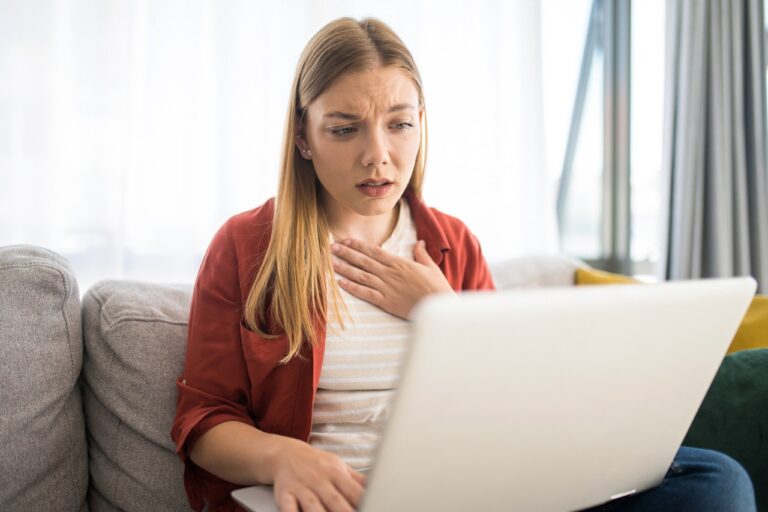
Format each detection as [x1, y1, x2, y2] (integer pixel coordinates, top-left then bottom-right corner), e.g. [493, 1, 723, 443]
[295, 118, 312, 160]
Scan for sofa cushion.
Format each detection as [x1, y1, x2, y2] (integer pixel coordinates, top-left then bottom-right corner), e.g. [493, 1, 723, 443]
[82, 280, 192, 512]
[0, 245, 88, 512]
[683, 348, 768, 511]
[489, 255, 583, 289]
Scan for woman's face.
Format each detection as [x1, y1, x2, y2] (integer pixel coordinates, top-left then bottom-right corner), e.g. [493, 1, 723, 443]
[299, 65, 423, 220]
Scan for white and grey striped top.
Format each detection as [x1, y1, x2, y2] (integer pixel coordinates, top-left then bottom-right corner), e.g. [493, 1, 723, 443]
[309, 199, 418, 470]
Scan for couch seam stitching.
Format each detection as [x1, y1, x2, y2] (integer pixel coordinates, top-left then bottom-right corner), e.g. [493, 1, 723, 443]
[0, 260, 71, 272]
[105, 317, 188, 329]
[89, 287, 188, 332]
[51, 264, 82, 509]
[90, 287, 187, 332]
[110, 419, 124, 504]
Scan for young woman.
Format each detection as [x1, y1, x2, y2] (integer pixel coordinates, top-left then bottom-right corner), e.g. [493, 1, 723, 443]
[172, 17, 756, 512]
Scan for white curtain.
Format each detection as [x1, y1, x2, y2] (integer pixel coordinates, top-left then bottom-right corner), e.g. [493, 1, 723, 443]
[1, 0, 561, 292]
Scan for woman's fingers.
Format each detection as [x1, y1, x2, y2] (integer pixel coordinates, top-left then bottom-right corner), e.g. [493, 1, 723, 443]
[293, 489, 327, 512]
[412, 239, 437, 267]
[332, 256, 385, 291]
[337, 278, 387, 311]
[331, 241, 389, 274]
[292, 484, 356, 512]
[278, 485, 356, 512]
[276, 492, 300, 512]
[331, 239, 419, 318]
[314, 482, 358, 512]
[338, 238, 396, 267]
[333, 470, 367, 508]
[348, 468, 367, 487]
[331, 242, 375, 272]
[272, 443, 367, 512]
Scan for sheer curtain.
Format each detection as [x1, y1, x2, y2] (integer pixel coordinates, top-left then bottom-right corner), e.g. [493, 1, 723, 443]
[0, 0, 559, 292]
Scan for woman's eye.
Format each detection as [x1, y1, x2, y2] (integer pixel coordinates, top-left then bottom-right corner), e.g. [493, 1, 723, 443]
[330, 127, 356, 136]
[393, 122, 414, 130]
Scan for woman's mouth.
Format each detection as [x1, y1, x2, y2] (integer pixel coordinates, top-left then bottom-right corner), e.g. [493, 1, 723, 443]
[356, 182, 394, 197]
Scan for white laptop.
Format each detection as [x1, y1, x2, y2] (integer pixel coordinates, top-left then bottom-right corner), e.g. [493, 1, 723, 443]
[232, 277, 755, 512]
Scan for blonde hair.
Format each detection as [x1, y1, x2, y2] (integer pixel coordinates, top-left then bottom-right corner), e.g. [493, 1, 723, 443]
[243, 17, 428, 363]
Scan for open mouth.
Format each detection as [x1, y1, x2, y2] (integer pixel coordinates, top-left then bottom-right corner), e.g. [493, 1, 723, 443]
[356, 179, 394, 187]
[356, 181, 394, 197]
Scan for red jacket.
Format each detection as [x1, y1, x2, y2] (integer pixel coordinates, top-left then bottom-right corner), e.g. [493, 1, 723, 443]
[171, 189, 496, 511]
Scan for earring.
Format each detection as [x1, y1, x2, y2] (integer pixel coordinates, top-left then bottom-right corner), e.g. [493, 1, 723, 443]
[303, 149, 312, 158]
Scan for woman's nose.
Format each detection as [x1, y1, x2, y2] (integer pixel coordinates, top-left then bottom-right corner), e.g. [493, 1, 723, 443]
[361, 128, 389, 167]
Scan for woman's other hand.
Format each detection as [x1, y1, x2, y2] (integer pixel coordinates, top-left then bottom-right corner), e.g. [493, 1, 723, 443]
[272, 437, 366, 512]
[330, 238, 455, 319]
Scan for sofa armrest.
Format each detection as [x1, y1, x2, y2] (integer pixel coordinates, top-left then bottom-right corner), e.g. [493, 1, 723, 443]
[0, 245, 88, 511]
[489, 255, 586, 290]
[684, 348, 768, 512]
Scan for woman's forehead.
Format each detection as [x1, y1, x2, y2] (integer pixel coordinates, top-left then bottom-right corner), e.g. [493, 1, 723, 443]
[312, 66, 419, 115]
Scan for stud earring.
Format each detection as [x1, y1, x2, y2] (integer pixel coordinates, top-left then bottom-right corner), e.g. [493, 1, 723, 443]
[304, 149, 312, 158]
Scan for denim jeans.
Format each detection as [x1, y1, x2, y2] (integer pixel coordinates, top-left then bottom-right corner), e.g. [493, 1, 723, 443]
[583, 446, 756, 512]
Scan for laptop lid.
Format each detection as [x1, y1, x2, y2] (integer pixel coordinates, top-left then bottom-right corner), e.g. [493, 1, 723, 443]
[359, 277, 755, 512]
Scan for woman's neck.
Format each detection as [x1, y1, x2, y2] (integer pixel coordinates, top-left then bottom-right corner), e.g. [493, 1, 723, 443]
[327, 200, 401, 247]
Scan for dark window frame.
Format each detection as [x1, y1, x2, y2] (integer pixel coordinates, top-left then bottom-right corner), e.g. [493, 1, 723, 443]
[557, 0, 635, 275]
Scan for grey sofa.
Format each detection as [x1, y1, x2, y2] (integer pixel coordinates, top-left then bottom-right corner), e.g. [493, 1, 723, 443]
[0, 244, 581, 511]
[1, 245, 193, 511]
[3, 244, 765, 511]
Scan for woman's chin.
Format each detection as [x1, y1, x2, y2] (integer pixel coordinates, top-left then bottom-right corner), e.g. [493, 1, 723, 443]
[349, 196, 400, 216]
[358, 202, 398, 217]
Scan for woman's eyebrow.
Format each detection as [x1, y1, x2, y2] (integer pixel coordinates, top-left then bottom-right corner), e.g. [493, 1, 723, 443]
[388, 103, 417, 113]
[322, 103, 417, 120]
[323, 111, 361, 121]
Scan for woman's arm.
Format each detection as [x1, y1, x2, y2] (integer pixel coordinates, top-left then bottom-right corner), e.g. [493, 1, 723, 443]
[174, 214, 365, 510]
[189, 420, 286, 485]
[191, 421, 367, 512]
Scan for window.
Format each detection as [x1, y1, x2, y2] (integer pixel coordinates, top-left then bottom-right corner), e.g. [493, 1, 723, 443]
[556, 0, 665, 277]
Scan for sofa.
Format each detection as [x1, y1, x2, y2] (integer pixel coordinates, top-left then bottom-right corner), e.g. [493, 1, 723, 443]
[1, 244, 766, 511]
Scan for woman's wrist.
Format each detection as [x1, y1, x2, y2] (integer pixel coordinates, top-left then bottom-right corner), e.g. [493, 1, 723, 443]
[259, 432, 301, 484]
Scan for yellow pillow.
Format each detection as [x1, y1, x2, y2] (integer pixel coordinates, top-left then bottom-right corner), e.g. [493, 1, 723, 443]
[732, 295, 768, 353]
[575, 267, 768, 354]
[575, 267, 638, 285]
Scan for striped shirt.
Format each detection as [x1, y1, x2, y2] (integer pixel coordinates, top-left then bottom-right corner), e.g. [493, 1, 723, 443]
[309, 199, 417, 469]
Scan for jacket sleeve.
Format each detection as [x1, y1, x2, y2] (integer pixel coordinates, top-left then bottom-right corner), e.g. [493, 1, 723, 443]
[172, 220, 255, 460]
[460, 228, 496, 292]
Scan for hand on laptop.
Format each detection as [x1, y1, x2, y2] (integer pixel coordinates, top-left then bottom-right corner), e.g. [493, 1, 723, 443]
[272, 438, 366, 512]
[331, 238, 454, 320]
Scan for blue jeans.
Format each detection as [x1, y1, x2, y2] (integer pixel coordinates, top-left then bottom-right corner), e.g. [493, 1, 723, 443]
[583, 447, 756, 512]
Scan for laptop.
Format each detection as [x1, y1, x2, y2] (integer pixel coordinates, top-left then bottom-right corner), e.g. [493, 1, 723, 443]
[232, 277, 756, 512]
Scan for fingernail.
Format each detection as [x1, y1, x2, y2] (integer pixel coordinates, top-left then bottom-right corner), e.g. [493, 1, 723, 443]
[331, 244, 340, 253]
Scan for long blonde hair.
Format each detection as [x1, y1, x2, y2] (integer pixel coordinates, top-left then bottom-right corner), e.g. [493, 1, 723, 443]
[243, 17, 428, 363]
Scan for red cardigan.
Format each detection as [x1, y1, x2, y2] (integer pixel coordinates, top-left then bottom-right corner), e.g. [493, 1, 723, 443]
[171, 189, 496, 511]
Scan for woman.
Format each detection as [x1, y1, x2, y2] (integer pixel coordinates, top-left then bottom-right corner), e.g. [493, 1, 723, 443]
[172, 17, 756, 512]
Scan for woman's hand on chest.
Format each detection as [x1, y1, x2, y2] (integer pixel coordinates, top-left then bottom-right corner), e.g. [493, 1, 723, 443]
[330, 238, 455, 320]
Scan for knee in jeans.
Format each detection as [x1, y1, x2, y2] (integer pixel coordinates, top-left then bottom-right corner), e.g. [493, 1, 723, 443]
[703, 450, 754, 503]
